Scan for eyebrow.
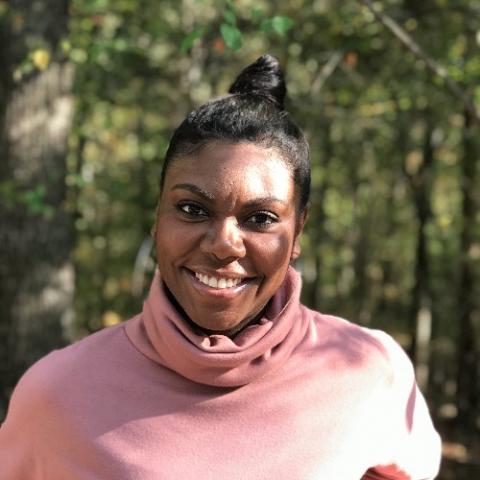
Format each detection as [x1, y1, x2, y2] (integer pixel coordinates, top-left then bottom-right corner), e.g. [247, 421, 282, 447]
[172, 183, 215, 201]
[243, 197, 289, 208]
[171, 183, 289, 207]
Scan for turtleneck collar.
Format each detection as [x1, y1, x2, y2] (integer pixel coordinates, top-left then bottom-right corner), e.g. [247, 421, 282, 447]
[124, 266, 309, 387]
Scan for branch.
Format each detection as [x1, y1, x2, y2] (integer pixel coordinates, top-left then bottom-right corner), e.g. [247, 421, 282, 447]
[360, 0, 480, 125]
[311, 50, 344, 94]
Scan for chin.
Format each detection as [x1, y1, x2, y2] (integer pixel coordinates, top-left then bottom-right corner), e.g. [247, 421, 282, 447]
[191, 316, 243, 336]
[189, 307, 265, 337]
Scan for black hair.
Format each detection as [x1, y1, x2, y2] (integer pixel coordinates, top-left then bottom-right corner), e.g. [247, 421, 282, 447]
[160, 54, 310, 212]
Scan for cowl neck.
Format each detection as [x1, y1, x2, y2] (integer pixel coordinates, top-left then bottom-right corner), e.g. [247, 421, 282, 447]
[125, 266, 308, 387]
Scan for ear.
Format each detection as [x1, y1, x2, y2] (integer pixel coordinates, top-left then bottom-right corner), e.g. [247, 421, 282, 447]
[291, 208, 308, 261]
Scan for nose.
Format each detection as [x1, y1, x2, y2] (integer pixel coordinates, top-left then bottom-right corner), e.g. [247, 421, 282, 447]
[200, 217, 246, 260]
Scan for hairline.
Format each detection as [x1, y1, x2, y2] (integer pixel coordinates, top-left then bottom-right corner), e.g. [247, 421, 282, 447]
[160, 139, 306, 212]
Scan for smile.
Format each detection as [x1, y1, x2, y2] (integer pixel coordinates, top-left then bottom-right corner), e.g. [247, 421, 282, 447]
[194, 272, 243, 289]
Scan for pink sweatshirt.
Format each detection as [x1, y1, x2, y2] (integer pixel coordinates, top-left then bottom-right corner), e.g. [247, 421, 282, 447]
[0, 267, 441, 479]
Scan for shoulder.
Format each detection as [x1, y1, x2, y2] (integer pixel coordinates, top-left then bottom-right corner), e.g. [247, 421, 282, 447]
[29, 321, 127, 375]
[301, 306, 414, 385]
[5, 322, 130, 419]
[0, 322, 133, 472]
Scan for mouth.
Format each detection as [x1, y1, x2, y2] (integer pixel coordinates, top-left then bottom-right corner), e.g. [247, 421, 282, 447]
[184, 268, 253, 292]
[194, 272, 243, 289]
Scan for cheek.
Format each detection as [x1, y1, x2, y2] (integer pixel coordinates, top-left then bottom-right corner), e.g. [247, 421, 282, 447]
[155, 219, 191, 264]
[251, 232, 293, 274]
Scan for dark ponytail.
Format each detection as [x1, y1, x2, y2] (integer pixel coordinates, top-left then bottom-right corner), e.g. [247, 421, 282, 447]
[160, 54, 310, 212]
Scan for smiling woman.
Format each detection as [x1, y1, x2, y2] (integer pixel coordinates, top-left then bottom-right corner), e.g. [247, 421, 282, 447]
[155, 142, 303, 336]
[0, 55, 441, 480]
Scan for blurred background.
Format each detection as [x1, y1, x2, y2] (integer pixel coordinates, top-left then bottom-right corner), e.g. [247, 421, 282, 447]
[1, 0, 479, 477]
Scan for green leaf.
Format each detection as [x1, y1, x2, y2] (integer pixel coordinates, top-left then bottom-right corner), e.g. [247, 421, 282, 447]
[251, 7, 264, 23]
[260, 18, 272, 32]
[180, 28, 204, 53]
[261, 16, 294, 35]
[220, 23, 242, 50]
[271, 16, 294, 35]
[223, 9, 236, 25]
[22, 185, 49, 215]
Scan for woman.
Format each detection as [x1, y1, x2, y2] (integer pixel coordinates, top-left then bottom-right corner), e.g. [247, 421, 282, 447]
[0, 55, 441, 479]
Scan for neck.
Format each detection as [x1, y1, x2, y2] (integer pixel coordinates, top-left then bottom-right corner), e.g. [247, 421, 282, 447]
[162, 283, 268, 338]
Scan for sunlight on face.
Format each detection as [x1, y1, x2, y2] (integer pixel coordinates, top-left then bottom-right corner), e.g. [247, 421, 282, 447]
[155, 142, 304, 335]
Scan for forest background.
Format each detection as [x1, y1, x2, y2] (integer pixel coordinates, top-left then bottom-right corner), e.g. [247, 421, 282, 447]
[1, 0, 479, 478]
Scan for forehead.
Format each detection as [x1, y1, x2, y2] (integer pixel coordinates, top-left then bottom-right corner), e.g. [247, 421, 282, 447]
[164, 142, 294, 201]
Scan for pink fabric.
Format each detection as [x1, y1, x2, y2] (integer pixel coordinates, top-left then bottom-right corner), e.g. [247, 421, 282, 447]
[125, 267, 308, 387]
[0, 267, 441, 479]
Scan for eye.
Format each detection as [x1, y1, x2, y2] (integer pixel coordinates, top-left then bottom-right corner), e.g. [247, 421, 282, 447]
[247, 212, 278, 228]
[177, 202, 208, 218]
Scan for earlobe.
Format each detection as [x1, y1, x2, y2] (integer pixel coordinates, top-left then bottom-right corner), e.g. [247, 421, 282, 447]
[291, 239, 302, 261]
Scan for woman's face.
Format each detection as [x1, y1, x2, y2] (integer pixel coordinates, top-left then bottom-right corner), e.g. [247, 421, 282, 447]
[155, 142, 305, 335]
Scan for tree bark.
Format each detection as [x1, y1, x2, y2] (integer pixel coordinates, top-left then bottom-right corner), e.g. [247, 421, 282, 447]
[456, 109, 479, 427]
[403, 118, 434, 392]
[0, 0, 74, 417]
[301, 121, 332, 310]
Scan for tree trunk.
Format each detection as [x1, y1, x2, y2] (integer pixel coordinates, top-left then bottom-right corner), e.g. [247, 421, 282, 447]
[303, 121, 332, 311]
[404, 118, 434, 392]
[456, 109, 479, 427]
[0, 0, 74, 417]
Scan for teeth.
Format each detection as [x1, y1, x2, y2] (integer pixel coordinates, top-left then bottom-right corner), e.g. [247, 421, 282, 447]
[194, 272, 242, 289]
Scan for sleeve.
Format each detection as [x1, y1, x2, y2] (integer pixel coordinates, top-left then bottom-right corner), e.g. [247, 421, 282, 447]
[362, 332, 442, 480]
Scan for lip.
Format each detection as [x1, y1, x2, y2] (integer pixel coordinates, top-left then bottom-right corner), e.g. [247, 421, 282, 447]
[182, 268, 254, 298]
[186, 267, 251, 280]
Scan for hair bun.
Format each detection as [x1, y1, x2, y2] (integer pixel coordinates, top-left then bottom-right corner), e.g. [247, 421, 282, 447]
[228, 54, 286, 110]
